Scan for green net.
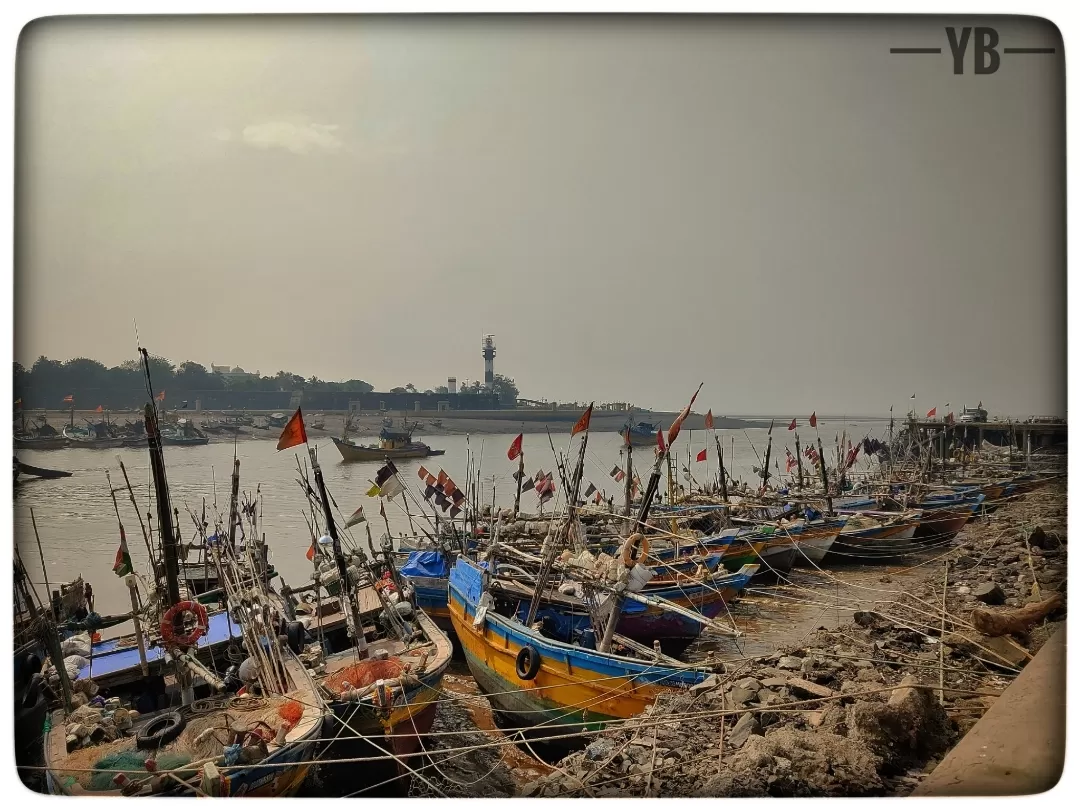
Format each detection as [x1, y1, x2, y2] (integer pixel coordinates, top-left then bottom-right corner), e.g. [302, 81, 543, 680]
[88, 751, 194, 791]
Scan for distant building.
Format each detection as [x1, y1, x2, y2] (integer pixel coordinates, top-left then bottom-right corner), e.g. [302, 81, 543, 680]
[211, 364, 260, 384]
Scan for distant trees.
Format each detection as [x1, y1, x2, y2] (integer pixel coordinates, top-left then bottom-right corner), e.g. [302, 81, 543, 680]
[491, 374, 519, 403]
[12, 354, 376, 408]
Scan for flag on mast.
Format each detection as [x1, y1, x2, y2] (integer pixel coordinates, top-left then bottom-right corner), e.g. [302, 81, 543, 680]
[704, 410, 714, 430]
[63, 394, 73, 403]
[666, 383, 703, 447]
[571, 404, 594, 436]
[112, 526, 133, 577]
[508, 433, 523, 460]
[788, 418, 797, 431]
[276, 408, 308, 451]
[809, 412, 817, 428]
[696, 448, 707, 462]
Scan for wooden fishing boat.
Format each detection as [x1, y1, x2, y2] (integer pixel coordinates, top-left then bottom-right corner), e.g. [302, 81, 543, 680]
[822, 510, 924, 563]
[62, 426, 126, 449]
[487, 563, 758, 656]
[622, 420, 660, 447]
[15, 459, 73, 481]
[332, 428, 436, 462]
[43, 652, 325, 797]
[312, 608, 453, 794]
[161, 420, 209, 446]
[448, 556, 719, 732]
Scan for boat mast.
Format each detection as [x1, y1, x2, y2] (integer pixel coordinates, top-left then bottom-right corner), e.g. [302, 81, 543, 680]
[308, 447, 369, 659]
[623, 432, 633, 529]
[715, 434, 729, 503]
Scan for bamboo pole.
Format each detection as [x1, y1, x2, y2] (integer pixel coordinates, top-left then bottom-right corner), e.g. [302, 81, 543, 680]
[29, 508, 51, 617]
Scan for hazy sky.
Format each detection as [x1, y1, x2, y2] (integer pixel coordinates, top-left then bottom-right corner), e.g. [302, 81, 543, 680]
[15, 16, 1064, 415]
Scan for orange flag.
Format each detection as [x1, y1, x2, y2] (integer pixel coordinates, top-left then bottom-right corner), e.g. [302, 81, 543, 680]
[95, 405, 104, 413]
[63, 394, 73, 403]
[276, 407, 308, 451]
[571, 403, 594, 436]
[704, 410, 714, 430]
[508, 433, 523, 461]
[667, 383, 703, 447]
[156, 391, 166, 402]
[305, 537, 316, 562]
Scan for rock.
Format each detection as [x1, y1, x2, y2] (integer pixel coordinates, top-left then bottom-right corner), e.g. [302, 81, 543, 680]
[729, 685, 758, 706]
[852, 611, 879, 628]
[853, 659, 874, 670]
[784, 677, 837, 699]
[954, 586, 971, 596]
[735, 677, 763, 692]
[1027, 526, 1047, 548]
[727, 713, 762, 748]
[585, 738, 615, 761]
[847, 674, 952, 774]
[856, 667, 884, 683]
[761, 676, 789, 689]
[689, 674, 722, 695]
[698, 727, 884, 796]
[778, 656, 803, 670]
[972, 582, 1006, 605]
[953, 555, 978, 571]
[879, 575, 892, 584]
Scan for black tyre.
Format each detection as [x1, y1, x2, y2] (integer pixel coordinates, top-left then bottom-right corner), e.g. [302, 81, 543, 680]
[136, 711, 186, 750]
[21, 674, 45, 709]
[515, 645, 541, 680]
[286, 621, 306, 654]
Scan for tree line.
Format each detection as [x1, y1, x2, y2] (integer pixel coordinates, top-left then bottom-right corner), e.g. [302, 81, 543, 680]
[13, 356, 520, 409]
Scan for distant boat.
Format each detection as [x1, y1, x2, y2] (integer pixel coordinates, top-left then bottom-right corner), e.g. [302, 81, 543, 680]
[15, 458, 73, 484]
[623, 420, 660, 447]
[161, 419, 209, 446]
[62, 425, 125, 449]
[332, 419, 441, 462]
[13, 413, 69, 450]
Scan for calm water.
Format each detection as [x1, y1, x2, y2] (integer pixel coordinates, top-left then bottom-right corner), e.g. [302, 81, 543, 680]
[14, 421, 888, 617]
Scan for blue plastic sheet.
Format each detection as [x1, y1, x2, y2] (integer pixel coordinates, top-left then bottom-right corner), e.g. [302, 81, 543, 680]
[400, 550, 450, 579]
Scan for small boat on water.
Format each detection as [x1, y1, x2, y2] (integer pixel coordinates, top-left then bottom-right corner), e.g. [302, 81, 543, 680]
[15, 457, 73, 484]
[14, 413, 70, 449]
[63, 421, 126, 449]
[622, 420, 660, 447]
[333, 418, 441, 463]
[161, 419, 209, 446]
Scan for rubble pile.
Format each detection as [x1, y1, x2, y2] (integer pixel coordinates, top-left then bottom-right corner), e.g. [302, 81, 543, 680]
[522, 482, 1067, 798]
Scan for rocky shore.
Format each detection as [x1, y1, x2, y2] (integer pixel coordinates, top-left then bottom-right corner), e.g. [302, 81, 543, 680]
[517, 481, 1067, 798]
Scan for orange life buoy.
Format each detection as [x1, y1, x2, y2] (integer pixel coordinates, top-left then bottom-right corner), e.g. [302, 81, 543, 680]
[160, 600, 209, 648]
[620, 534, 650, 567]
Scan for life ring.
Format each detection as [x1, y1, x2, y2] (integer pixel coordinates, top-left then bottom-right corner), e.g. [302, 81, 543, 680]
[160, 600, 209, 648]
[620, 534, 650, 567]
[136, 711, 186, 750]
[515, 645, 541, 681]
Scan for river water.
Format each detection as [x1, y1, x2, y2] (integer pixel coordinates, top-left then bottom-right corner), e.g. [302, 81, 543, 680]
[14, 421, 888, 618]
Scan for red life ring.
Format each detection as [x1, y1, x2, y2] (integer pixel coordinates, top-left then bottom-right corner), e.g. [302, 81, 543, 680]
[160, 600, 209, 648]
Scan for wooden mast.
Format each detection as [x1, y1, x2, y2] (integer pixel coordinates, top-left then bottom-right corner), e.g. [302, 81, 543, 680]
[794, 431, 805, 490]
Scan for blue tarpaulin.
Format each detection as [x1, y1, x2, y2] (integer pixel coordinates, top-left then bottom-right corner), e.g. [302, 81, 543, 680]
[400, 550, 450, 579]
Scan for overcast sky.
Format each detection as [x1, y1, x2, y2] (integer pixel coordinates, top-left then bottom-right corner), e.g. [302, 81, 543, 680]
[15, 16, 1064, 416]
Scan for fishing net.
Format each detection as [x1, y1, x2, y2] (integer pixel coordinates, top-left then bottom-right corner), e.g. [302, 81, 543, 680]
[87, 751, 193, 791]
[323, 658, 404, 696]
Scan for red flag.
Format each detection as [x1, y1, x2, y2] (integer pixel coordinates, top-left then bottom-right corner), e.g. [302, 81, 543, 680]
[276, 407, 308, 451]
[657, 423, 667, 455]
[704, 410, 714, 430]
[444, 480, 457, 498]
[571, 403, 593, 436]
[62, 394, 73, 403]
[594, 489, 603, 504]
[305, 538, 316, 562]
[809, 412, 817, 428]
[96, 405, 104, 413]
[425, 473, 436, 487]
[696, 448, 707, 462]
[508, 433, 523, 461]
[926, 407, 937, 418]
[788, 418, 796, 431]
[667, 383, 703, 447]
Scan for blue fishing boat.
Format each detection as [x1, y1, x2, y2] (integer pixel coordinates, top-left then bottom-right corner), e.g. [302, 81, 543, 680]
[622, 420, 660, 447]
[448, 557, 719, 731]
